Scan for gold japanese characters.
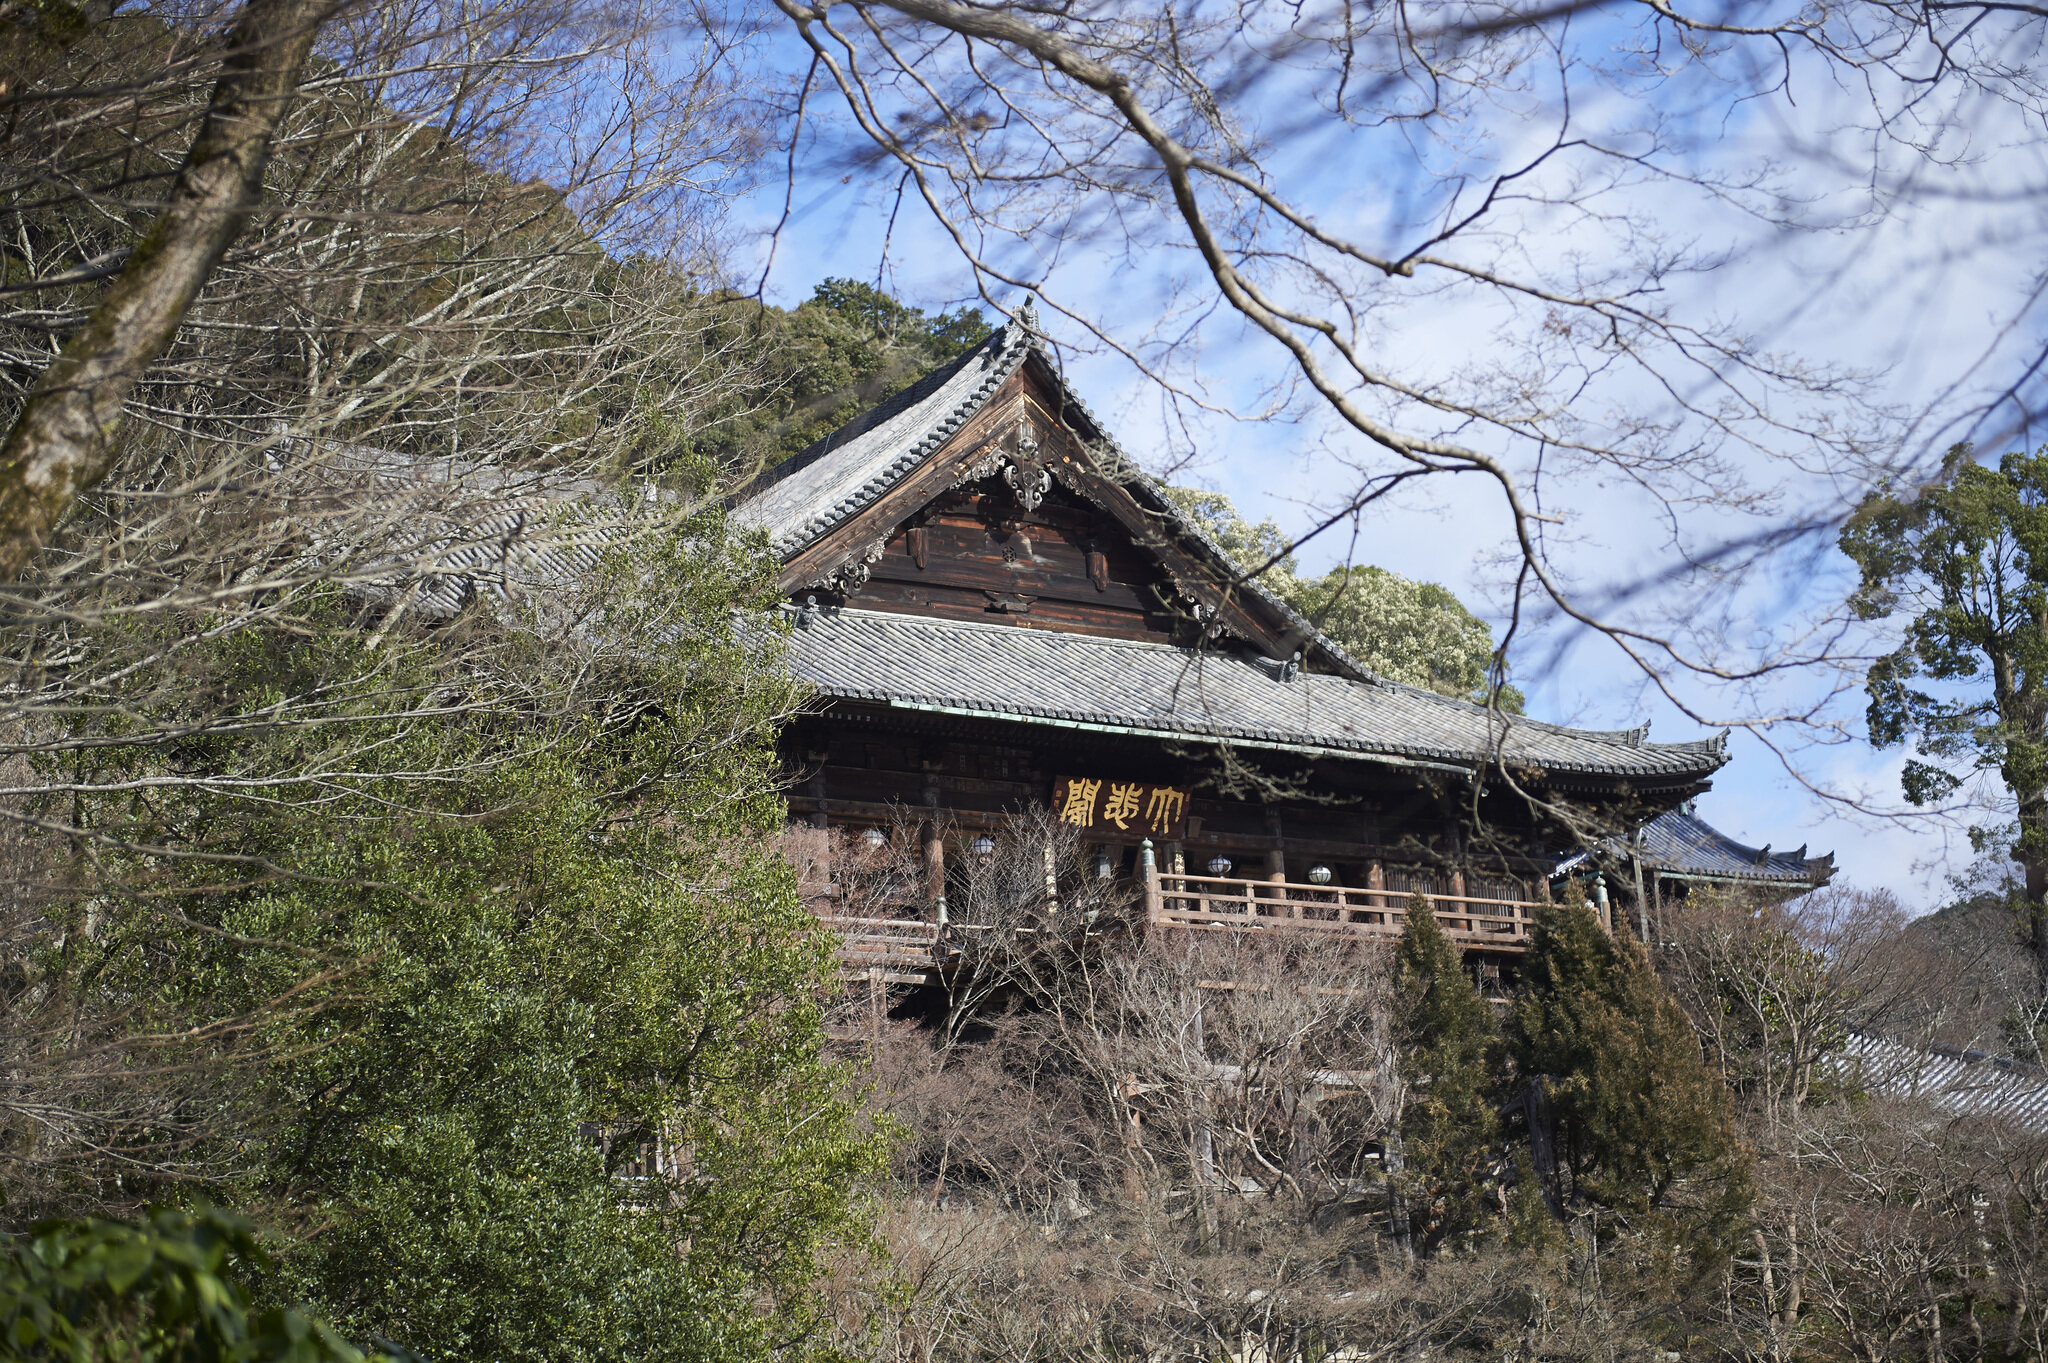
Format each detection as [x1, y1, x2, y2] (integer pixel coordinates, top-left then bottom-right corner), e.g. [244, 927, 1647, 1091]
[1053, 776, 1191, 839]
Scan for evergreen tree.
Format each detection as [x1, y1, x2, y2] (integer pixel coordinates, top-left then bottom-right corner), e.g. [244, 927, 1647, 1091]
[1160, 486, 1523, 710]
[713, 279, 993, 472]
[1394, 895, 1503, 1252]
[44, 519, 883, 1362]
[1510, 882, 1751, 1270]
[1840, 444, 2048, 973]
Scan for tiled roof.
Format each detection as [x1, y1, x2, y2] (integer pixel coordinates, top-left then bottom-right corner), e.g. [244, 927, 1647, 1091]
[1840, 1031, 2048, 1131]
[731, 323, 1032, 556]
[1635, 807, 1833, 884]
[729, 309, 1388, 687]
[302, 446, 645, 618]
[781, 605, 1728, 780]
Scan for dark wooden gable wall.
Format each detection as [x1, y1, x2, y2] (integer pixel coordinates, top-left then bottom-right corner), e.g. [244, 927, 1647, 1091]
[781, 361, 1319, 656]
[850, 481, 1182, 639]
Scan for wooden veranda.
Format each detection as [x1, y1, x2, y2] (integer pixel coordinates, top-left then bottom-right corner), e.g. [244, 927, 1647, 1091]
[810, 841, 1579, 988]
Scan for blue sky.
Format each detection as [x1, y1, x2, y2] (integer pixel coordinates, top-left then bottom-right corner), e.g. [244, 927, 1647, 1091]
[721, 15, 2048, 910]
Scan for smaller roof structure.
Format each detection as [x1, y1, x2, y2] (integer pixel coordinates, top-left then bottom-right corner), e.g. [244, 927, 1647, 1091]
[1632, 804, 1834, 890]
[1840, 1031, 2048, 1131]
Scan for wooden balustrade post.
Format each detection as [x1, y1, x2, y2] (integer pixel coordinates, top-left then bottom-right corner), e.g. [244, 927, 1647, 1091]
[1140, 838, 1160, 926]
[922, 781, 945, 927]
[1629, 849, 1650, 943]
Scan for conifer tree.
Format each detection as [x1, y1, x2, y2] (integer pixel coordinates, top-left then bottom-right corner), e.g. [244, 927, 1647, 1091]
[1395, 894, 1504, 1252]
[1511, 880, 1751, 1269]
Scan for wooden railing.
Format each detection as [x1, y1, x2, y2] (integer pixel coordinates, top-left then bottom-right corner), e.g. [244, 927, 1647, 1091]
[1146, 869, 1539, 951]
[805, 860, 1547, 982]
[806, 892, 944, 978]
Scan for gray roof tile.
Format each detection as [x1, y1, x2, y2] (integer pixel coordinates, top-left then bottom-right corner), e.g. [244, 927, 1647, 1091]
[1636, 807, 1832, 883]
[731, 325, 1031, 555]
[1840, 1031, 2048, 1131]
[782, 606, 1727, 780]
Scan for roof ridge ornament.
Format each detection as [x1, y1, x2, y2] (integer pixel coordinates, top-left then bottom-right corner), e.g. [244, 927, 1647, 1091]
[1014, 294, 1041, 338]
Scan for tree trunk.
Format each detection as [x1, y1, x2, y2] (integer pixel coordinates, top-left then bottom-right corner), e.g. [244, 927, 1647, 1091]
[0, 0, 336, 580]
[1385, 1128, 1413, 1264]
[2020, 791, 2048, 980]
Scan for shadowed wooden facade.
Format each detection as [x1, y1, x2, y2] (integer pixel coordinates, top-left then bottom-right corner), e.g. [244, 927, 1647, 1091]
[734, 302, 1739, 986]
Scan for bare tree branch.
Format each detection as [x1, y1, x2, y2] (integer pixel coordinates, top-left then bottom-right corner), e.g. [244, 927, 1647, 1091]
[0, 0, 338, 581]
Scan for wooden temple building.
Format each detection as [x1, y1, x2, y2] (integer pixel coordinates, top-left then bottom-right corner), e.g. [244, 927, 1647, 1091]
[731, 303, 1827, 983]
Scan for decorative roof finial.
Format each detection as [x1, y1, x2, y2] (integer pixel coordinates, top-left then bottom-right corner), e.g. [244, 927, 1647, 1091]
[1014, 294, 1040, 336]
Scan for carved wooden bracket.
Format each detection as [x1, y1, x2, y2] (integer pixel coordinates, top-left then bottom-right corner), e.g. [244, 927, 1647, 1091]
[1003, 458, 1052, 512]
[955, 420, 1056, 515]
[810, 537, 886, 595]
[983, 590, 1036, 614]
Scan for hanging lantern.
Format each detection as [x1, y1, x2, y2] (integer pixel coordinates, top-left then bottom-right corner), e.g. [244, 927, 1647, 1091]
[1095, 849, 1116, 880]
[971, 835, 997, 859]
[1206, 855, 1233, 876]
[1307, 864, 1334, 885]
[860, 827, 887, 850]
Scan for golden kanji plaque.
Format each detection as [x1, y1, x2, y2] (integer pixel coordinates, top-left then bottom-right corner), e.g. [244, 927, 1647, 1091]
[1052, 776, 1190, 838]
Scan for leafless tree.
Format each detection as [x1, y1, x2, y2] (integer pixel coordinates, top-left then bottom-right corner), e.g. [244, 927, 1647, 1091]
[940, 806, 1133, 1043]
[0, 0, 340, 578]
[848, 926, 1472, 1361]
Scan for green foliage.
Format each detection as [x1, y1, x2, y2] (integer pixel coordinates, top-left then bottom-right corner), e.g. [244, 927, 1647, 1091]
[1840, 443, 2048, 931]
[712, 279, 992, 473]
[1394, 897, 1503, 1251]
[1510, 885, 1751, 1274]
[1289, 566, 1522, 711]
[1159, 488, 1298, 579]
[1504, 1155, 1562, 1257]
[0, 1207, 395, 1363]
[42, 518, 883, 1362]
[1160, 486, 1521, 709]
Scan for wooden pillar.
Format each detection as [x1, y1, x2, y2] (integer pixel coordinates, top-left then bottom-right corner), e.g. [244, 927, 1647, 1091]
[1368, 859, 1386, 919]
[1630, 850, 1650, 943]
[1264, 807, 1287, 884]
[1118, 1078, 1147, 1204]
[923, 775, 945, 925]
[799, 763, 831, 904]
[1140, 839, 1161, 925]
